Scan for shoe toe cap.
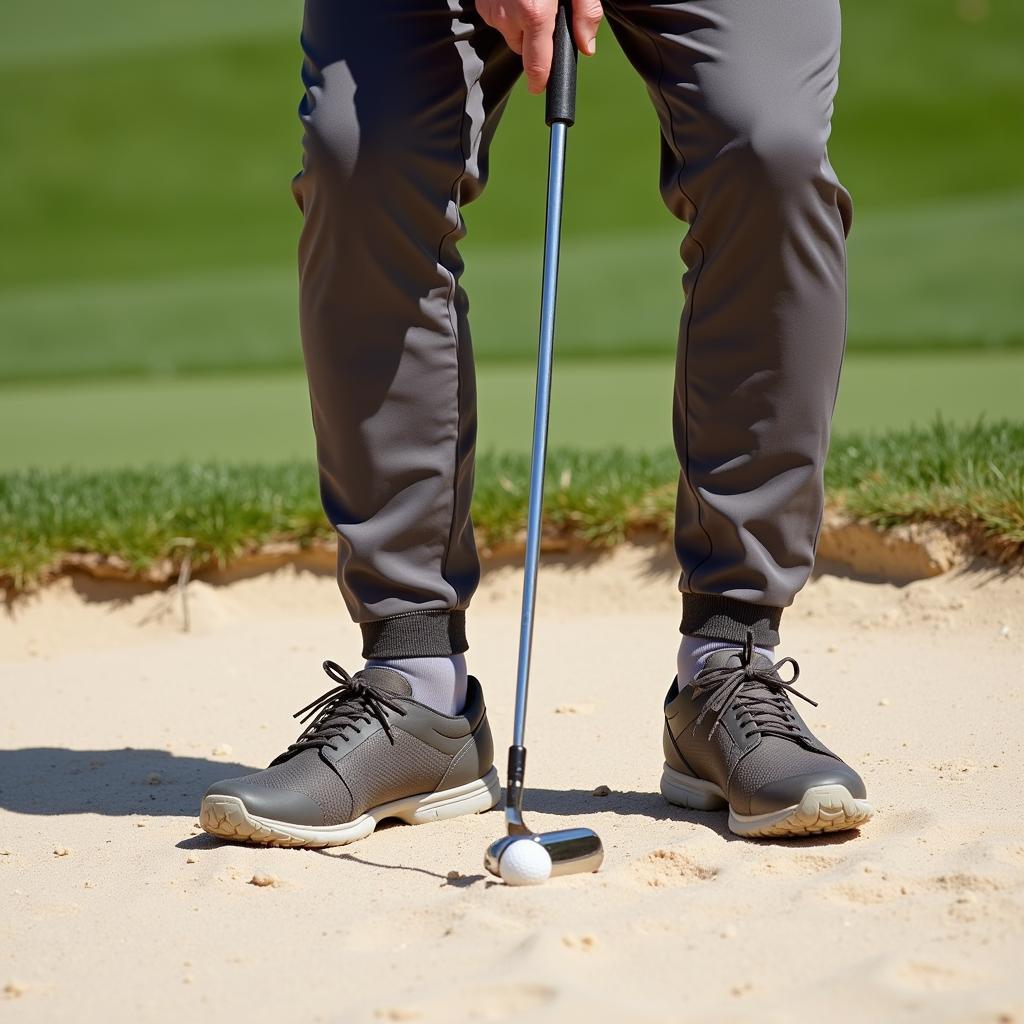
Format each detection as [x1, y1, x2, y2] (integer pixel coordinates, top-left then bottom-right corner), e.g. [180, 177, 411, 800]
[747, 764, 867, 816]
[203, 776, 327, 827]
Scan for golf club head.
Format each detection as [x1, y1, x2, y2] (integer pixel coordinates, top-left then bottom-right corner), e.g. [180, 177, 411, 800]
[487, 749, 604, 880]
[484, 825, 604, 880]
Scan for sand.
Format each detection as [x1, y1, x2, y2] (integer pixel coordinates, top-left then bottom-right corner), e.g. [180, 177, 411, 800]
[2, 544, 1023, 1023]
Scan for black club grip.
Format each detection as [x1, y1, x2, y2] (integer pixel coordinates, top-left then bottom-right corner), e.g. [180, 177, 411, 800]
[545, 0, 578, 127]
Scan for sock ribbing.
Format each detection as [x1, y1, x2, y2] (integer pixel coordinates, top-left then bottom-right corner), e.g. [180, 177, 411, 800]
[677, 636, 776, 687]
[365, 654, 468, 716]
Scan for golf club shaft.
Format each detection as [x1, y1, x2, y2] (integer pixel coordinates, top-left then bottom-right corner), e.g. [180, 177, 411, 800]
[505, 0, 578, 823]
[511, 119, 568, 754]
[487, 7, 602, 880]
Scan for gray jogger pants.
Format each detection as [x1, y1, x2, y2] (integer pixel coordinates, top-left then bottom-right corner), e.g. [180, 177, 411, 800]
[292, 0, 852, 658]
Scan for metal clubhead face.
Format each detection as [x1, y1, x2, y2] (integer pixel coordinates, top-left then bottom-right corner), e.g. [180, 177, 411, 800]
[485, 748, 604, 880]
[484, 823, 604, 879]
[484, 792, 604, 880]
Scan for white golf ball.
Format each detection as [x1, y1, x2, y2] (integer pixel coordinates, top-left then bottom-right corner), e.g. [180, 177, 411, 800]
[499, 839, 552, 886]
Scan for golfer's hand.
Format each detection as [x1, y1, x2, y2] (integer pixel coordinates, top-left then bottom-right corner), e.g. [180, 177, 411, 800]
[477, 0, 602, 94]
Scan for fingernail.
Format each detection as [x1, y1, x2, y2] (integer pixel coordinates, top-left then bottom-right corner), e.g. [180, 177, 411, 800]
[586, 36, 597, 55]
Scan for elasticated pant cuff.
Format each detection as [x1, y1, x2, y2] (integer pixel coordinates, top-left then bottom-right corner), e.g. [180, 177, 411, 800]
[360, 609, 468, 659]
[680, 594, 782, 647]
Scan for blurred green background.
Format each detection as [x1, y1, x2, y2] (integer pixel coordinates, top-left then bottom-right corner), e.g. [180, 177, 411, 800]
[1, 0, 1021, 470]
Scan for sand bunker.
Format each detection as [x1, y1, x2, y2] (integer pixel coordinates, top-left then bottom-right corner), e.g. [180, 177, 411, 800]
[2, 545, 1022, 1021]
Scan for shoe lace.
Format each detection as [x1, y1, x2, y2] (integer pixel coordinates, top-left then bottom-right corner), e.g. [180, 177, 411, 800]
[282, 661, 408, 755]
[692, 632, 818, 742]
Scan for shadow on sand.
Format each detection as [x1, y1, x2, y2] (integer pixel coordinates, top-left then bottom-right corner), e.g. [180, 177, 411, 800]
[0, 747, 257, 817]
[0, 750, 863, 855]
[523, 786, 865, 848]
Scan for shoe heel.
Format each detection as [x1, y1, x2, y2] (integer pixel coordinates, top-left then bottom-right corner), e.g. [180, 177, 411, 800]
[660, 764, 728, 811]
[401, 767, 502, 825]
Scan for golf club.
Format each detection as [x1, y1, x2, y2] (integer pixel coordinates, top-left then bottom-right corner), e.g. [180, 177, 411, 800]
[484, 0, 604, 885]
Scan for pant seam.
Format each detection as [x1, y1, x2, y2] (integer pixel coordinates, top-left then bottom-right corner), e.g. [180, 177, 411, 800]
[437, 16, 487, 612]
[811, 177, 851, 555]
[362, 608, 456, 624]
[621, 10, 716, 593]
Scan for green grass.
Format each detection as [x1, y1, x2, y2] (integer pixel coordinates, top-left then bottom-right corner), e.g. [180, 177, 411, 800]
[3, 422, 1021, 592]
[3, 191, 1022, 383]
[1, 0, 1022, 386]
[826, 421, 1024, 539]
[0, 352, 1021, 473]
[0, 0, 297, 64]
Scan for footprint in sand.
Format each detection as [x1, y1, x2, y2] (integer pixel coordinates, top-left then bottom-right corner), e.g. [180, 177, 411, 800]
[828, 869, 1005, 906]
[631, 848, 719, 888]
[829, 880, 905, 905]
[745, 852, 841, 879]
[926, 872, 1004, 895]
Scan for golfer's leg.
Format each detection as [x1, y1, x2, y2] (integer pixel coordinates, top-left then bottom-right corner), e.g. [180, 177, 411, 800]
[612, 2, 869, 837]
[292, 3, 520, 662]
[607, 0, 852, 647]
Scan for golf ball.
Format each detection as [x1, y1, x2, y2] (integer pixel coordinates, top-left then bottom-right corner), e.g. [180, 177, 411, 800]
[499, 839, 552, 886]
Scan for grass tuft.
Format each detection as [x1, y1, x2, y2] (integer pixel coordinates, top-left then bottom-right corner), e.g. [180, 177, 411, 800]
[2, 421, 1022, 591]
[825, 419, 1024, 543]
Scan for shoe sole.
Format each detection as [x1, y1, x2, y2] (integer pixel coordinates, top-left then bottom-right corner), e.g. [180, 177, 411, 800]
[660, 764, 873, 839]
[200, 766, 502, 848]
